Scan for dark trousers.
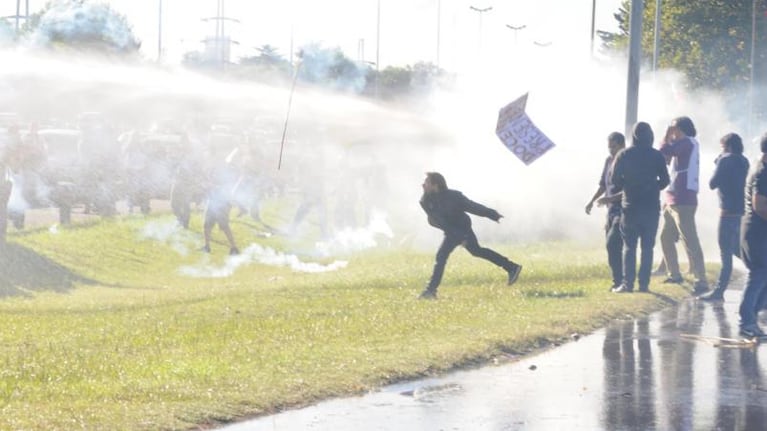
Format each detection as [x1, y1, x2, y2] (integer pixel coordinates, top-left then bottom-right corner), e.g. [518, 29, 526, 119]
[739, 227, 767, 327]
[717, 216, 741, 290]
[606, 207, 623, 287]
[427, 230, 513, 292]
[621, 209, 660, 290]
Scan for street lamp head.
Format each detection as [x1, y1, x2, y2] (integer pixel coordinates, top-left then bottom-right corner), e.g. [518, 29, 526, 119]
[469, 6, 493, 12]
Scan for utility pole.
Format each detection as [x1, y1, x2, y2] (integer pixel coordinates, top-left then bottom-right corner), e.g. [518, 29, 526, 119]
[202, 0, 240, 66]
[436, 0, 441, 68]
[375, 0, 381, 99]
[652, 0, 661, 72]
[7, 0, 28, 34]
[289, 24, 294, 72]
[469, 5, 493, 52]
[749, 0, 758, 140]
[505, 24, 526, 46]
[157, 0, 163, 62]
[590, 0, 596, 56]
[625, 0, 644, 136]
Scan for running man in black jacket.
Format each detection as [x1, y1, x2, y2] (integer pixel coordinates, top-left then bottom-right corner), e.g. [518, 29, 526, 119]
[419, 172, 522, 299]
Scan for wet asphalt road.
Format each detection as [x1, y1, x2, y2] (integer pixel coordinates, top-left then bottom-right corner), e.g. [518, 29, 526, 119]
[220, 285, 767, 431]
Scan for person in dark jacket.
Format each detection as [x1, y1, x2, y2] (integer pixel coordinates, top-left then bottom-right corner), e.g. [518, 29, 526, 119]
[585, 132, 626, 290]
[419, 172, 521, 299]
[738, 133, 767, 339]
[699, 133, 749, 301]
[610, 122, 671, 293]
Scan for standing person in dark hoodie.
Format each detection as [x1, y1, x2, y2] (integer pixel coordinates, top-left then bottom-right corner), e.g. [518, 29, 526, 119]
[418, 172, 522, 300]
[610, 122, 670, 293]
[699, 133, 749, 301]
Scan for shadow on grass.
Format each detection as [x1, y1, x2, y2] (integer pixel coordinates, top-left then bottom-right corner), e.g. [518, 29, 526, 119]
[0, 243, 96, 298]
[647, 290, 680, 305]
[522, 289, 585, 299]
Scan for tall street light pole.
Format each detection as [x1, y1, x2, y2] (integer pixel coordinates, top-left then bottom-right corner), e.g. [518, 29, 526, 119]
[625, 0, 644, 136]
[436, 0, 441, 68]
[469, 5, 492, 52]
[590, 0, 596, 56]
[749, 0, 758, 140]
[506, 24, 527, 45]
[376, 0, 381, 99]
[653, 0, 661, 72]
[157, 0, 163, 62]
[8, 0, 28, 35]
[15, 0, 20, 33]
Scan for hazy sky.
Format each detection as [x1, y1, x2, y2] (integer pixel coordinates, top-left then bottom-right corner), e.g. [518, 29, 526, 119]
[4, 0, 623, 67]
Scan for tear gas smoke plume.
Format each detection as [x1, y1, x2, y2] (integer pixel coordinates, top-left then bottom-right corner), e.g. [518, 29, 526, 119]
[418, 43, 762, 262]
[142, 220, 349, 277]
[1, 34, 762, 268]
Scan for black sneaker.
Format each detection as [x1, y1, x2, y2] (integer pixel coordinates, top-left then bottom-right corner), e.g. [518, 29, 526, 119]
[692, 281, 709, 295]
[419, 289, 437, 300]
[662, 276, 684, 284]
[229, 247, 240, 256]
[739, 325, 767, 339]
[638, 285, 649, 293]
[611, 284, 633, 293]
[507, 264, 522, 285]
[698, 288, 724, 302]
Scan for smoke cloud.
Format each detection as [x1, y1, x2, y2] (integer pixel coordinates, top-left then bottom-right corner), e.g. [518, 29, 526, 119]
[1, 29, 763, 270]
[140, 220, 353, 277]
[30, 0, 140, 53]
[178, 244, 348, 278]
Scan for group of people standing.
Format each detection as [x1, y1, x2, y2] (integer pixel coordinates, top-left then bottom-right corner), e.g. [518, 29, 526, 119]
[586, 116, 767, 339]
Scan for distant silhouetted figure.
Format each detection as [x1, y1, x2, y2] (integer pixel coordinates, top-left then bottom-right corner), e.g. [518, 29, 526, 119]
[169, 134, 203, 229]
[0, 143, 11, 245]
[418, 172, 521, 299]
[610, 122, 670, 293]
[201, 155, 239, 255]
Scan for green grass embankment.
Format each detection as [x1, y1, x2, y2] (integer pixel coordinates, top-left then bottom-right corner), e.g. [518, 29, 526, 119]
[0, 214, 691, 430]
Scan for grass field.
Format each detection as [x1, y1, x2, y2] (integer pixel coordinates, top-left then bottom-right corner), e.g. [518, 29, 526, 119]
[0, 212, 692, 430]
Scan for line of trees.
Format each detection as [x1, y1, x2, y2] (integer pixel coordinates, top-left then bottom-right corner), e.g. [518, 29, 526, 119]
[6, 0, 765, 109]
[600, 0, 767, 121]
[3, 0, 451, 103]
[184, 42, 452, 103]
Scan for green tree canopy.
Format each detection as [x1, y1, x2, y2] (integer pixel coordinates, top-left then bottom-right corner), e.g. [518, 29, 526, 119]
[240, 44, 287, 67]
[296, 43, 367, 93]
[25, 0, 141, 55]
[0, 18, 14, 45]
[601, 0, 767, 90]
